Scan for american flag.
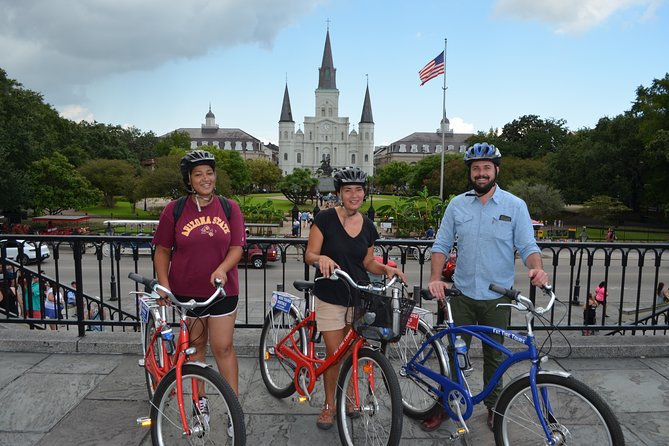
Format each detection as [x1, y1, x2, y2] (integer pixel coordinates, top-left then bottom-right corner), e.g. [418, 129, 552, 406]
[419, 51, 445, 86]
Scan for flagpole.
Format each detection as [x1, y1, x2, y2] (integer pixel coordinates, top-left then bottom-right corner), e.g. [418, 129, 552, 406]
[439, 38, 447, 200]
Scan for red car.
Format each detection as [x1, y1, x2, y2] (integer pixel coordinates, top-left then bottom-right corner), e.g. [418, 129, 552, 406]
[241, 243, 279, 269]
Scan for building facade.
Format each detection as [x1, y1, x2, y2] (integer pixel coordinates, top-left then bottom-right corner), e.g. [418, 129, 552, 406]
[374, 119, 473, 170]
[278, 29, 374, 176]
[163, 107, 273, 161]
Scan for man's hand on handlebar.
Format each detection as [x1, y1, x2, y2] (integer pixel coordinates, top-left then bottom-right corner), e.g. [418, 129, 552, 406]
[427, 279, 450, 300]
[528, 268, 549, 288]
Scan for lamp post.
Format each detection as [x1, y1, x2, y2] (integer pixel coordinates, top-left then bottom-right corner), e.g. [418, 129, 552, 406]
[572, 247, 584, 305]
[367, 182, 375, 222]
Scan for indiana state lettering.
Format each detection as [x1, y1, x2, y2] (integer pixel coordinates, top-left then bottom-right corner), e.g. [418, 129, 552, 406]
[181, 216, 230, 237]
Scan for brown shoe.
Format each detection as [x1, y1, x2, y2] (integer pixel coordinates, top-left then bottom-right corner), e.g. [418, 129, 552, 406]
[487, 408, 494, 431]
[316, 404, 335, 430]
[420, 409, 449, 432]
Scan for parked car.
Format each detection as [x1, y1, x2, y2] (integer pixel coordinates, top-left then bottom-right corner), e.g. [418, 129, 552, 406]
[0, 239, 51, 264]
[241, 243, 279, 269]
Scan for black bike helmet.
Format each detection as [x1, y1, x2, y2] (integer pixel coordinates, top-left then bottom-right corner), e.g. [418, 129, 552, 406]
[463, 143, 502, 166]
[333, 167, 367, 192]
[180, 150, 216, 192]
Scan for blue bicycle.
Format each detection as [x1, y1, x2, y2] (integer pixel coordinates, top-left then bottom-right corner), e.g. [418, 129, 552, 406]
[396, 284, 624, 445]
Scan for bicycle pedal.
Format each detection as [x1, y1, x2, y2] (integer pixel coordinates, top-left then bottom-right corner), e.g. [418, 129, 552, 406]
[137, 359, 145, 367]
[136, 416, 151, 427]
[292, 395, 310, 403]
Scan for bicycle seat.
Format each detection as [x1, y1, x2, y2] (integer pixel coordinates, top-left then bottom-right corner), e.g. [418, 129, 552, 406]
[293, 280, 315, 292]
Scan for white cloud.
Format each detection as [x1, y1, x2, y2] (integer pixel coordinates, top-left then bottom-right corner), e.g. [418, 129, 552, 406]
[0, 0, 324, 101]
[59, 105, 94, 123]
[449, 117, 475, 134]
[492, 0, 662, 34]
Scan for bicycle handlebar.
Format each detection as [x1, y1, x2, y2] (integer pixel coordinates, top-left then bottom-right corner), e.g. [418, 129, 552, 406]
[321, 267, 402, 293]
[488, 283, 556, 315]
[128, 272, 225, 310]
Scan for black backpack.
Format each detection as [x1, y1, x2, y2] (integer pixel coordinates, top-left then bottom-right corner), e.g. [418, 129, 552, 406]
[171, 195, 232, 249]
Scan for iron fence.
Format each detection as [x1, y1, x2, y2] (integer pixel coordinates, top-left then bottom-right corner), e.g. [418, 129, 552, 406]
[1, 234, 669, 336]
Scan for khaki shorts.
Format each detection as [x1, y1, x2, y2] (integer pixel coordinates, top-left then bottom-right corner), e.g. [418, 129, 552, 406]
[314, 297, 354, 332]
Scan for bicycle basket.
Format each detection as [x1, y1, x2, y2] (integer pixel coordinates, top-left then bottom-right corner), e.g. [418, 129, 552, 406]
[352, 289, 415, 342]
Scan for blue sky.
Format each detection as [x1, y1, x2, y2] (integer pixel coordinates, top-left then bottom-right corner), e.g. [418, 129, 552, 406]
[1, 0, 667, 146]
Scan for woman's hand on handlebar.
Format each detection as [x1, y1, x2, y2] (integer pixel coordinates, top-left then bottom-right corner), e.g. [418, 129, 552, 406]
[316, 255, 338, 278]
[209, 268, 228, 289]
[427, 280, 450, 300]
[386, 266, 408, 285]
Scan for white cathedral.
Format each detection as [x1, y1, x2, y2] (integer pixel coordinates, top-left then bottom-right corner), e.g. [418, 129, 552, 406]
[278, 29, 375, 177]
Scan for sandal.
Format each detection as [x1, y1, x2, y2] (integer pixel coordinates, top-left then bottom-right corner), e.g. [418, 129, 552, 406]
[316, 404, 335, 430]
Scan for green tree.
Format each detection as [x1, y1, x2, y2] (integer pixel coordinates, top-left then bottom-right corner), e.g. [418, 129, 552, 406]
[507, 180, 565, 221]
[247, 159, 281, 192]
[376, 161, 412, 194]
[499, 114, 569, 159]
[214, 149, 250, 194]
[154, 131, 191, 157]
[632, 73, 669, 145]
[582, 195, 631, 224]
[29, 152, 101, 215]
[79, 159, 138, 207]
[279, 168, 318, 205]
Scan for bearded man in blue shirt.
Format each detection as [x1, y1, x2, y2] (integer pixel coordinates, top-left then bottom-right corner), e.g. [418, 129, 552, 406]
[422, 143, 549, 432]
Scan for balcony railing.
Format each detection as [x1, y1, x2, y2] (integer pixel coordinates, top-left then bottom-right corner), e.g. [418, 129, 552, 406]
[1, 234, 668, 337]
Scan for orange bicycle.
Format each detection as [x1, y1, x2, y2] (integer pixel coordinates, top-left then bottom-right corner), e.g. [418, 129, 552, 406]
[258, 268, 411, 445]
[129, 272, 245, 445]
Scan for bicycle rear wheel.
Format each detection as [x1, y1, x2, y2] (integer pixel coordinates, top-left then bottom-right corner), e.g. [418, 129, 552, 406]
[336, 347, 403, 446]
[382, 318, 447, 419]
[258, 307, 305, 398]
[150, 364, 245, 446]
[494, 373, 625, 446]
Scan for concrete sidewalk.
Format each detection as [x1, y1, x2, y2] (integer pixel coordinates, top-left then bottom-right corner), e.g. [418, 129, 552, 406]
[1, 327, 668, 445]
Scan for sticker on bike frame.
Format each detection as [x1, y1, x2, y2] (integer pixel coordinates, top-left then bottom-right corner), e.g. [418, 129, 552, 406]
[139, 299, 151, 323]
[271, 291, 296, 313]
[406, 312, 420, 331]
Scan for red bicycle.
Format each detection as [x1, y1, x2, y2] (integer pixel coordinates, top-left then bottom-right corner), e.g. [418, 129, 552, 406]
[129, 272, 245, 445]
[258, 268, 411, 445]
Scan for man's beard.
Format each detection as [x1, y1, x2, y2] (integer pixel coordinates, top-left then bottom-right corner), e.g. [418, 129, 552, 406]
[470, 174, 496, 195]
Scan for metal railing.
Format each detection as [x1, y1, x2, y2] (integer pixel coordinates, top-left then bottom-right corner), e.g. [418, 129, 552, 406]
[1, 234, 669, 336]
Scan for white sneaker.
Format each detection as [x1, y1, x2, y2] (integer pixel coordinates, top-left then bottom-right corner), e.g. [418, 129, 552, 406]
[198, 397, 210, 425]
[227, 417, 233, 438]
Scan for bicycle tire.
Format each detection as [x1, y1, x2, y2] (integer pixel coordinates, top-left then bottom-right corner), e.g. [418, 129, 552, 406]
[258, 307, 305, 398]
[336, 347, 403, 446]
[493, 373, 625, 446]
[382, 318, 447, 419]
[150, 363, 245, 446]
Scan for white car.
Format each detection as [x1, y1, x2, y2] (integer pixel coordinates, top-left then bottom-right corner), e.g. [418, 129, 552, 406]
[0, 239, 51, 263]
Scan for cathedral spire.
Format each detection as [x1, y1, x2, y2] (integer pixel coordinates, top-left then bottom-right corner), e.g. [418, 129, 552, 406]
[318, 29, 337, 89]
[360, 79, 373, 124]
[279, 83, 294, 122]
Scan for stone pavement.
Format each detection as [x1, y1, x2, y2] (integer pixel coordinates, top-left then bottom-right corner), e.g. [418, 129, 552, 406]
[1, 327, 669, 445]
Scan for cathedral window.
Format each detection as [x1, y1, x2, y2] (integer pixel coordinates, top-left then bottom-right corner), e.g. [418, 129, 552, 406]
[365, 132, 369, 140]
[283, 131, 288, 139]
[351, 154, 356, 164]
[297, 153, 302, 163]
[364, 154, 369, 162]
[321, 108, 326, 117]
[309, 131, 312, 140]
[283, 153, 288, 161]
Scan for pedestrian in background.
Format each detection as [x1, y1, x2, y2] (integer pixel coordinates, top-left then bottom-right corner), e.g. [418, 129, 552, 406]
[595, 281, 609, 318]
[583, 292, 598, 336]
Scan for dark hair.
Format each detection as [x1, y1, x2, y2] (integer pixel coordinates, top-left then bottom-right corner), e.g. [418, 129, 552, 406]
[598, 281, 606, 288]
[657, 282, 665, 295]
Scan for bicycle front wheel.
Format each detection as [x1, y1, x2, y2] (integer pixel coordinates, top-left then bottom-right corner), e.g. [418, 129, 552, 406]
[258, 307, 305, 398]
[382, 318, 447, 419]
[150, 364, 245, 446]
[494, 373, 625, 446]
[336, 347, 403, 446]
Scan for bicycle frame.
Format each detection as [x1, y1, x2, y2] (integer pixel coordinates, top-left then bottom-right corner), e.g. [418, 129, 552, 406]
[405, 285, 559, 441]
[273, 300, 370, 401]
[131, 273, 224, 438]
